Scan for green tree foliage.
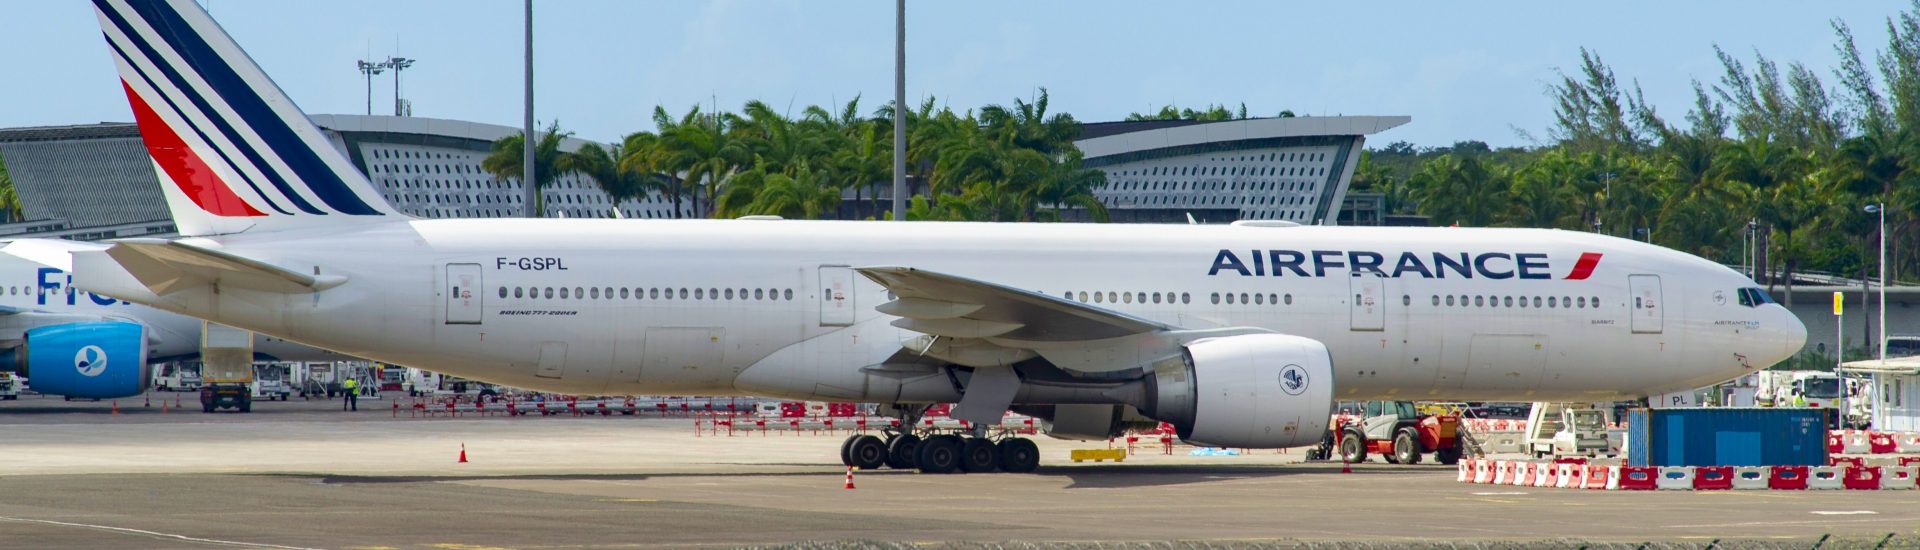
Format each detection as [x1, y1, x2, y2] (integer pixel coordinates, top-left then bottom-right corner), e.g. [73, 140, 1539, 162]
[501, 89, 1108, 223]
[0, 151, 20, 222]
[1365, 3, 1920, 294]
[481, 120, 573, 218]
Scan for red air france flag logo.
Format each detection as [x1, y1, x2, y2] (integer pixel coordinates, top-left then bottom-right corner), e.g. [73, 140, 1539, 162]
[1564, 252, 1602, 280]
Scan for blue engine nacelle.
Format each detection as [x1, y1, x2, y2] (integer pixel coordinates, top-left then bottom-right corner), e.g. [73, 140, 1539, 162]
[21, 322, 150, 399]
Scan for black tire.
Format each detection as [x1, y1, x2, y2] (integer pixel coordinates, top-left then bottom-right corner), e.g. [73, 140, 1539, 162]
[1308, 431, 1335, 461]
[1393, 428, 1421, 465]
[1435, 446, 1462, 465]
[884, 433, 921, 470]
[838, 435, 859, 467]
[202, 404, 214, 413]
[847, 435, 887, 470]
[997, 438, 1040, 473]
[1338, 430, 1367, 464]
[959, 438, 998, 473]
[239, 402, 251, 413]
[916, 434, 962, 474]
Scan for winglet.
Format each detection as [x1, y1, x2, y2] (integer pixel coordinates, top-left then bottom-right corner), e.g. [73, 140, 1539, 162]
[103, 239, 345, 295]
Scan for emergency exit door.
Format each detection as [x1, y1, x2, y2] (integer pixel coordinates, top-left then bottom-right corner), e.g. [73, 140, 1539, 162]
[1629, 274, 1663, 334]
[445, 263, 483, 325]
[819, 266, 855, 326]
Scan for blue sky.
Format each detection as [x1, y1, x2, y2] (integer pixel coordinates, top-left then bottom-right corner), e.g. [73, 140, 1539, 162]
[0, 1, 1907, 147]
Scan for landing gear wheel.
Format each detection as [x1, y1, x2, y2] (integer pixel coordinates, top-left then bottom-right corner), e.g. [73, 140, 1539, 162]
[885, 433, 921, 470]
[1307, 431, 1334, 461]
[1338, 430, 1367, 464]
[997, 438, 1040, 473]
[916, 434, 962, 474]
[847, 435, 887, 470]
[839, 435, 859, 466]
[959, 438, 998, 473]
[1392, 428, 1421, 465]
[1435, 446, 1462, 465]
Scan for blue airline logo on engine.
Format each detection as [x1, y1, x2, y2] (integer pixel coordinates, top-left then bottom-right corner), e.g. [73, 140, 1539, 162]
[37, 268, 127, 307]
[75, 345, 107, 377]
[1207, 249, 1554, 280]
[1279, 364, 1308, 396]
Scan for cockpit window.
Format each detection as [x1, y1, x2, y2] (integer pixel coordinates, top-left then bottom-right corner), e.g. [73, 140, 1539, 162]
[1736, 287, 1776, 307]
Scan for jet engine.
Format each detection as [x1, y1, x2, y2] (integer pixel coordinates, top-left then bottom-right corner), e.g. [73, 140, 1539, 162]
[18, 322, 150, 399]
[1143, 333, 1334, 448]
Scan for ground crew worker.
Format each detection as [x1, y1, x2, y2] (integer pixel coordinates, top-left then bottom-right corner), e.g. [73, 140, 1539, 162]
[1792, 389, 1807, 408]
[342, 376, 359, 411]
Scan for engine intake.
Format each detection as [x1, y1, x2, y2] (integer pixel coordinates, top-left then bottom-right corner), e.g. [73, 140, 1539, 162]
[21, 322, 150, 399]
[1146, 333, 1334, 448]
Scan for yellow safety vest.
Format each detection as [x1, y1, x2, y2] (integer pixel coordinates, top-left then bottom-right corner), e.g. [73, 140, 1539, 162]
[343, 378, 358, 390]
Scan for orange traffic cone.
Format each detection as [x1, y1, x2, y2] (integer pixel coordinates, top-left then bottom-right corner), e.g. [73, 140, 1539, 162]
[161, 399, 168, 414]
[844, 466, 856, 489]
[112, 401, 119, 415]
[458, 443, 469, 463]
[1341, 459, 1352, 474]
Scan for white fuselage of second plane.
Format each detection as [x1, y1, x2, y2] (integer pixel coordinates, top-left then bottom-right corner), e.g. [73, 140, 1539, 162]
[75, 219, 1805, 403]
[0, 240, 344, 363]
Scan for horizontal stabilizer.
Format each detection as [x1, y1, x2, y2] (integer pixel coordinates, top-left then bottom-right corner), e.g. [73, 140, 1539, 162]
[103, 239, 345, 295]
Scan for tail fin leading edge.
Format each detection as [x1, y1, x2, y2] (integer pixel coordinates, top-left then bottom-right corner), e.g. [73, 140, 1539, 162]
[94, 0, 405, 236]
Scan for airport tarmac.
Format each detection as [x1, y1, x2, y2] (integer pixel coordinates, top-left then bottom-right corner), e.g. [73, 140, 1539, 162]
[3, 393, 1919, 549]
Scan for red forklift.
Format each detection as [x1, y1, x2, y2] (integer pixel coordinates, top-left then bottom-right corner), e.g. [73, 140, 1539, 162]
[1326, 400, 1463, 465]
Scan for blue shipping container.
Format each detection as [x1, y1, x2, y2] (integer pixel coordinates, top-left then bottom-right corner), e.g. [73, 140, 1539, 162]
[1626, 408, 1827, 467]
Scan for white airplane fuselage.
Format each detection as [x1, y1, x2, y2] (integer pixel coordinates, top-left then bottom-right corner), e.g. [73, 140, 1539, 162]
[77, 219, 1806, 403]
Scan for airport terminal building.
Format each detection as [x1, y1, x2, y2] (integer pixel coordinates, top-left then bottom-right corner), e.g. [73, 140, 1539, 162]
[1074, 116, 1408, 224]
[0, 114, 1406, 241]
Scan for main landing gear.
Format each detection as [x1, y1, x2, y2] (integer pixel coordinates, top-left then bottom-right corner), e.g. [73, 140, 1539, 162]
[837, 406, 1039, 474]
[838, 431, 1039, 474]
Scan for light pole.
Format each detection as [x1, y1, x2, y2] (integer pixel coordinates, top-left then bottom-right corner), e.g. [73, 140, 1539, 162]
[1867, 203, 1886, 363]
[384, 56, 415, 117]
[1746, 219, 1758, 278]
[523, 0, 537, 218]
[356, 60, 385, 116]
[891, 0, 906, 221]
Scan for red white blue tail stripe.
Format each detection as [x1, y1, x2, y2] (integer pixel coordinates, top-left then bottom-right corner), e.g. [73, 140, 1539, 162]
[94, 0, 403, 235]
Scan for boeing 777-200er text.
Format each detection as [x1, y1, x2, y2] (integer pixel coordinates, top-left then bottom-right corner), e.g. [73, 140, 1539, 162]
[70, 0, 1805, 473]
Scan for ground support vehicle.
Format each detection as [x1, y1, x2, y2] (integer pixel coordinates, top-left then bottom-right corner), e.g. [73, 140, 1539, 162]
[198, 324, 254, 413]
[1327, 401, 1463, 465]
[0, 373, 18, 400]
[251, 364, 293, 401]
[1526, 402, 1611, 458]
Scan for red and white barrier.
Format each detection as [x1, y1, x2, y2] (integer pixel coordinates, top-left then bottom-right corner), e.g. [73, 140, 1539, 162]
[1459, 460, 1920, 492]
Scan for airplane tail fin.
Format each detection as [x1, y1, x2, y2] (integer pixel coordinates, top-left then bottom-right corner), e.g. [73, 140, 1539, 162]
[93, 0, 408, 236]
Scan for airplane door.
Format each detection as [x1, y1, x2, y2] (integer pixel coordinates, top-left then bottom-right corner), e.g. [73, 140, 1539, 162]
[445, 263, 483, 325]
[819, 266, 855, 327]
[1349, 272, 1384, 331]
[1629, 274, 1663, 334]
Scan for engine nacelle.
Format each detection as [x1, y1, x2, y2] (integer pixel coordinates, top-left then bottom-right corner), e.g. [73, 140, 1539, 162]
[1146, 333, 1334, 448]
[21, 322, 150, 399]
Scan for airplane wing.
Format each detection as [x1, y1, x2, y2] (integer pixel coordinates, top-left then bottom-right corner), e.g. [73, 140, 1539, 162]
[856, 266, 1266, 424]
[103, 239, 347, 295]
[857, 266, 1172, 342]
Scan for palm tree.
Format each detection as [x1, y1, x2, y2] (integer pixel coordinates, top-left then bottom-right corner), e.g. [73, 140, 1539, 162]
[482, 121, 573, 218]
[561, 142, 661, 218]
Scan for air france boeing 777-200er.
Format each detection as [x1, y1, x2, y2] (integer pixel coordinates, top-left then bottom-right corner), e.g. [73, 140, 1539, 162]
[69, 0, 1805, 472]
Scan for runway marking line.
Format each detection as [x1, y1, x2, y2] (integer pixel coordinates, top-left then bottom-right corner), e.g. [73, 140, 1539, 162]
[0, 515, 321, 550]
[1810, 511, 1878, 515]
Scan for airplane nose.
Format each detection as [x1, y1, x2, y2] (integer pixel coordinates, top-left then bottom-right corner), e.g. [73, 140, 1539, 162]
[1774, 307, 1808, 361]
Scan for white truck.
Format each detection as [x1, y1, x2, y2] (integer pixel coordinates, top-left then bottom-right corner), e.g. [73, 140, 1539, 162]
[1525, 402, 1611, 458]
[251, 363, 293, 401]
[0, 372, 20, 400]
